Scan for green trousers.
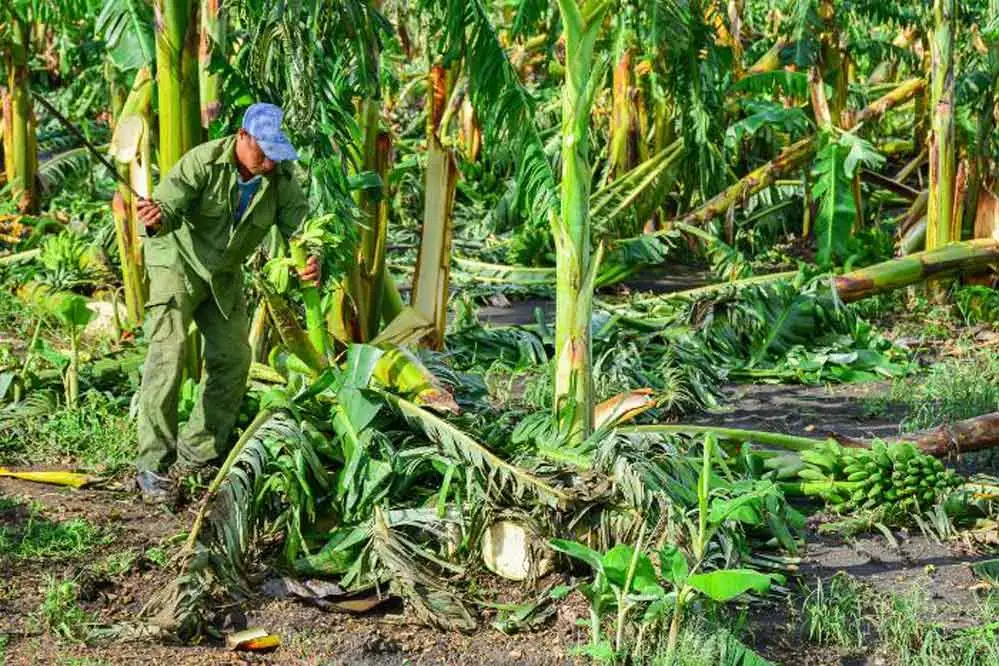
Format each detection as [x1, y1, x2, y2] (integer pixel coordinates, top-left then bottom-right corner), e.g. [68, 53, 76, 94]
[135, 264, 251, 472]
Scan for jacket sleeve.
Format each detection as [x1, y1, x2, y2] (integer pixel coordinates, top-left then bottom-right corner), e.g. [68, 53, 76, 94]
[149, 148, 209, 236]
[275, 167, 309, 242]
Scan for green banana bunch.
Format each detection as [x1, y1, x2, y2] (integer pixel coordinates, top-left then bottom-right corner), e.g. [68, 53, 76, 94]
[772, 439, 963, 513]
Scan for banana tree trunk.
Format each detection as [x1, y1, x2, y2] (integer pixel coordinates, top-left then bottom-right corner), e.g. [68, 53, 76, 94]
[198, 0, 223, 129]
[411, 64, 458, 350]
[155, 0, 202, 172]
[678, 78, 925, 228]
[1, 87, 11, 186]
[817, 0, 846, 126]
[111, 68, 154, 326]
[627, 410, 999, 460]
[552, 0, 611, 445]
[833, 238, 999, 303]
[926, 0, 956, 254]
[342, 103, 392, 342]
[6, 17, 38, 214]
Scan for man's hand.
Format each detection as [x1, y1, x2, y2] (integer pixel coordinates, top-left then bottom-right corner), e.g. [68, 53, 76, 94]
[298, 255, 321, 286]
[137, 198, 163, 234]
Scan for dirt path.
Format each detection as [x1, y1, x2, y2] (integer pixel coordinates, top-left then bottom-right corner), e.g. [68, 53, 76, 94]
[692, 381, 907, 441]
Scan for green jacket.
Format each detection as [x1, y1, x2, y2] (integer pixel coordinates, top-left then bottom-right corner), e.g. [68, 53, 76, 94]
[145, 135, 308, 317]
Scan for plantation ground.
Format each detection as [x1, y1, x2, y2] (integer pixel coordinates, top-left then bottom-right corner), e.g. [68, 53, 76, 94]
[1, 304, 997, 666]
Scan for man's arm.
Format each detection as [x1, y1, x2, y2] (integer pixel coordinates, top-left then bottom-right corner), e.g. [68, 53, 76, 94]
[275, 168, 321, 284]
[141, 149, 209, 236]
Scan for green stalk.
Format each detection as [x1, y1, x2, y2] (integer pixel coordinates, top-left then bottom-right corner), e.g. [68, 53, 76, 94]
[7, 17, 38, 213]
[552, 0, 611, 445]
[198, 0, 224, 129]
[381, 273, 404, 324]
[257, 277, 325, 375]
[67, 326, 79, 409]
[112, 69, 154, 325]
[344, 103, 391, 341]
[182, 408, 275, 554]
[411, 64, 458, 350]
[155, 0, 202, 172]
[926, 0, 956, 255]
[833, 238, 999, 302]
[620, 424, 827, 452]
[290, 241, 329, 357]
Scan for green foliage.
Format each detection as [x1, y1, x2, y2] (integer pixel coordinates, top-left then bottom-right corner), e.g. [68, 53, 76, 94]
[0, 511, 107, 560]
[34, 576, 92, 643]
[96, 0, 154, 72]
[802, 572, 867, 648]
[811, 132, 884, 267]
[0, 390, 135, 473]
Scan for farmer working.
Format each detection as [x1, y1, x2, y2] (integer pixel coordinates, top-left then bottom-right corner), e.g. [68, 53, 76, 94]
[133, 102, 319, 504]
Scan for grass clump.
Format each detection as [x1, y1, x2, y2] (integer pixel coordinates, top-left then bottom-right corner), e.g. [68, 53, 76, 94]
[862, 349, 999, 433]
[0, 390, 134, 473]
[801, 572, 867, 648]
[0, 507, 107, 560]
[872, 587, 999, 666]
[33, 576, 92, 643]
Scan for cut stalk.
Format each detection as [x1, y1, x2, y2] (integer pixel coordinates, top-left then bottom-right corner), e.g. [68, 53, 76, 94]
[110, 69, 154, 326]
[198, 0, 224, 128]
[411, 64, 458, 350]
[552, 0, 611, 445]
[926, 0, 956, 259]
[6, 17, 38, 213]
[155, 0, 202, 172]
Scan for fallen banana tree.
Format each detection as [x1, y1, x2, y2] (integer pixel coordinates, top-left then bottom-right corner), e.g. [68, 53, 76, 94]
[622, 407, 999, 459]
[676, 78, 926, 228]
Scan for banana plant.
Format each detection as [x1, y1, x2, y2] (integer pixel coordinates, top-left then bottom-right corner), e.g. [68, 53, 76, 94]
[926, 0, 957, 259]
[154, 0, 201, 172]
[552, 0, 611, 446]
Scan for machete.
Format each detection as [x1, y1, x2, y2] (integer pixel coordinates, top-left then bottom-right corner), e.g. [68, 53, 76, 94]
[31, 91, 144, 200]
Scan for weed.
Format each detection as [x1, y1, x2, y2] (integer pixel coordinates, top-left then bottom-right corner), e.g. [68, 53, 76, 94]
[861, 349, 999, 433]
[95, 549, 136, 577]
[144, 546, 167, 568]
[0, 390, 134, 473]
[871, 587, 999, 665]
[954, 286, 999, 327]
[34, 576, 91, 643]
[628, 615, 770, 666]
[801, 572, 867, 648]
[0, 509, 107, 560]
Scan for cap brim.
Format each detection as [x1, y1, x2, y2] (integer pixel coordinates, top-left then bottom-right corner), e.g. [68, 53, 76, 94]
[257, 136, 298, 162]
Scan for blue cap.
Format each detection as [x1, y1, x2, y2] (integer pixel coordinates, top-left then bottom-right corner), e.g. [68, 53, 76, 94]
[242, 103, 298, 162]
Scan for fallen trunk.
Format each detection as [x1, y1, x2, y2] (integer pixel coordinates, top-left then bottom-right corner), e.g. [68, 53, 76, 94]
[624, 409, 999, 459]
[832, 238, 999, 302]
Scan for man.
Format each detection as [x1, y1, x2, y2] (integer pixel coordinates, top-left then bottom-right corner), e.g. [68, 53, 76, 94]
[134, 102, 320, 504]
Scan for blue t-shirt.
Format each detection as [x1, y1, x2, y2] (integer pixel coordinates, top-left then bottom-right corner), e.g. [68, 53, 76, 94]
[234, 174, 262, 222]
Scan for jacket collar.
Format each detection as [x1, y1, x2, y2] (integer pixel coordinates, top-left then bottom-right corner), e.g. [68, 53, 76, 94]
[213, 136, 237, 166]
